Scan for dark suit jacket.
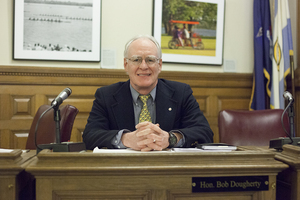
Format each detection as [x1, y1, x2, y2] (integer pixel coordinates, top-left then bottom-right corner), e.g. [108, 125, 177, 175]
[83, 79, 213, 150]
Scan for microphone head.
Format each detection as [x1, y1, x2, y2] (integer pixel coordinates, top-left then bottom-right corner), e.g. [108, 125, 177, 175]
[64, 87, 72, 96]
[52, 87, 72, 107]
[60, 87, 72, 101]
[283, 91, 293, 101]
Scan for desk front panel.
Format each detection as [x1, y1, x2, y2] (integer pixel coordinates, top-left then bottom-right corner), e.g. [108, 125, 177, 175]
[27, 149, 287, 200]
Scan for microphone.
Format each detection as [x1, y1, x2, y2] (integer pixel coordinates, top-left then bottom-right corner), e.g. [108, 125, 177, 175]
[51, 88, 72, 107]
[35, 87, 86, 154]
[283, 91, 293, 102]
[269, 90, 300, 150]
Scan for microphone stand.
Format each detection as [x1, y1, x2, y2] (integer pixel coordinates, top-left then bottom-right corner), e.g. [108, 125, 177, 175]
[288, 100, 295, 138]
[35, 88, 86, 154]
[36, 104, 86, 154]
[269, 98, 300, 150]
[53, 105, 61, 144]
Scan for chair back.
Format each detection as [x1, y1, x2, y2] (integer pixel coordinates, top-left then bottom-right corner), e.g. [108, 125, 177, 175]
[26, 104, 79, 149]
[218, 109, 289, 146]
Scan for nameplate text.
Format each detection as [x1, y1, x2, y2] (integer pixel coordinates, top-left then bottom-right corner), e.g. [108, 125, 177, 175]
[192, 176, 269, 192]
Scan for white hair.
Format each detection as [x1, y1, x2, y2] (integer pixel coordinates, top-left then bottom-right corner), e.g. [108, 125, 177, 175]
[124, 35, 162, 59]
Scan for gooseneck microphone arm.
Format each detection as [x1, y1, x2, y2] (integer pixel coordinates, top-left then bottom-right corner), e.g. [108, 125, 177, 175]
[288, 99, 295, 138]
[282, 91, 295, 139]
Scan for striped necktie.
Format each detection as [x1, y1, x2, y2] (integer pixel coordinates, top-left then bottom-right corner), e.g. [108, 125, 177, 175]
[139, 95, 152, 123]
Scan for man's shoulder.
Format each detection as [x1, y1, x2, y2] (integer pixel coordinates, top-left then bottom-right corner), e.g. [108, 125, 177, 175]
[157, 79, 193, 99]
[159, 79, 189, 89]
[97, 81, 129, 93]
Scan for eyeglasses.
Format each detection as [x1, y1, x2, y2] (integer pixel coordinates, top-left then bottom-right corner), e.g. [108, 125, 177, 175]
[126, 56, 160, 66]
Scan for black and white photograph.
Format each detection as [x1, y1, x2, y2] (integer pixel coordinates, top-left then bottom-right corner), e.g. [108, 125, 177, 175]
[14, 0, 101, 61]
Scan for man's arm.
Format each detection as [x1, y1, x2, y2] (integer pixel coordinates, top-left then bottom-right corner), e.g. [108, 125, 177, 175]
[82, 88, 120, 150]
[175, 84, 214, 147]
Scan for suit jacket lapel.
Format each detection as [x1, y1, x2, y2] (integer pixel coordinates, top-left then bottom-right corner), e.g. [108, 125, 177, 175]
[155, 80, 178, 131]
[111, 80, 178, 132]
[111, 81, 136, 131]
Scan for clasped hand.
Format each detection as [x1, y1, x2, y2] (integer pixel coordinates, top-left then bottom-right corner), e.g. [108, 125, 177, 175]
[121, 122, 169, 151]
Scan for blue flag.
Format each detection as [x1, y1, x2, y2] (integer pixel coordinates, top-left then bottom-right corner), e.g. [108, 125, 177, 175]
[250, 0, 273, 110]
[271, 0, 293, 109]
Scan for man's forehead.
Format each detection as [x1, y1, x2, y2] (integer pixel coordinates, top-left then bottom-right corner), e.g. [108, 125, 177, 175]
[128, 39, 157, 53]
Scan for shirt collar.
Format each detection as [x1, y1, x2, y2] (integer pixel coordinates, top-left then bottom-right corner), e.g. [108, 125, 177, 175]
[130, 84, 156, 104]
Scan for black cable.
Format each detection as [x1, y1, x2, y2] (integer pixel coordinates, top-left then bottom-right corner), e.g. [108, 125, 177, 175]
[34, 105, 54, 151]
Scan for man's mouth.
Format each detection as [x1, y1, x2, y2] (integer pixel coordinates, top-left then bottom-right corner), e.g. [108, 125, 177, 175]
[138, 74, 151, 76]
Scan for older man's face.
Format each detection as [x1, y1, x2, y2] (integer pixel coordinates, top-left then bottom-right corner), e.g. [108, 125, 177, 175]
[124, 39, 162, 94]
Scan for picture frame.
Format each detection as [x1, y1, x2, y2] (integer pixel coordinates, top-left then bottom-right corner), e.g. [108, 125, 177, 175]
[13, 0, 101, 62]
[153, 0, 225, 65]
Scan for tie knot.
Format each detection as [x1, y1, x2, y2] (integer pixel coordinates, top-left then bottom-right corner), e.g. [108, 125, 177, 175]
[139, 95, 150, 103]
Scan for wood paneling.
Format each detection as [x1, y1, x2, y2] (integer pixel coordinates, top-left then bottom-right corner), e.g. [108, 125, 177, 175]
[26, 148, 288, 200]
[0, 150, 36, 200]
[275, 145, 300, 200]
[0, 66, 253, 149]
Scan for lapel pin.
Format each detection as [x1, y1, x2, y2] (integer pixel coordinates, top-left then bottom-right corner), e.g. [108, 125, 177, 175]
[168, 107, 172, 111]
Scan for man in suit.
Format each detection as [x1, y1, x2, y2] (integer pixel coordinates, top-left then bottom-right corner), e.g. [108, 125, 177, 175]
[83, 35, 213, 151]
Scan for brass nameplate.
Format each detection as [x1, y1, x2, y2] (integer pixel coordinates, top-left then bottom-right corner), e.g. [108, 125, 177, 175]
[192, 176, 269, 192]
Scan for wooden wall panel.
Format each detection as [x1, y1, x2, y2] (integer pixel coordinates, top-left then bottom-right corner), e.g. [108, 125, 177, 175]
[0, 66, 253, 149]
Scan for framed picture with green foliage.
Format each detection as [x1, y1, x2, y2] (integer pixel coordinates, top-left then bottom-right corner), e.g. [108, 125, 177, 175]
[153, 0, 225, 65]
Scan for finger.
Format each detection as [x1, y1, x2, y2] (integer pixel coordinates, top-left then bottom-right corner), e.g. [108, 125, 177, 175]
[141, 146, 153, 152]
[138, 136, 164, 151]
[149, 124, 163, 135]
[136, 128, 155, 137]
[147, 142, 163, 151]
[136, 124, 162, 137]
[137, 138, 154, 146]
[138, 144, 147, 149]
[136, 121, 152, 129]
[136, 130, 148, 137]
[146, 134, 163, 143]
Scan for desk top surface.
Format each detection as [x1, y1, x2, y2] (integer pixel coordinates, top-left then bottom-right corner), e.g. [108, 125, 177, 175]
[24, 146, 290, 176]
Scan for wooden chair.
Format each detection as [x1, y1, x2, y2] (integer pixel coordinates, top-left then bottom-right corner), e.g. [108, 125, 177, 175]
[218, 109, 289, 146]
[26, 104, 79, 149]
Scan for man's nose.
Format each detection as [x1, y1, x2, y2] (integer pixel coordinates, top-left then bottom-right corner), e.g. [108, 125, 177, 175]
[139, 59, 149, 69]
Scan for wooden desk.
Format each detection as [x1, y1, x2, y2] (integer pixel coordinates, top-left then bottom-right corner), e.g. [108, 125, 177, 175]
[275, 144, 300, 200]
[0, 149, 35, 200]
[26, 148, 288, 200]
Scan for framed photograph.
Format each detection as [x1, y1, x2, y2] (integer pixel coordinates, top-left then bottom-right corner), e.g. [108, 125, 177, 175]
[153, 0, 225, 65]
[13, 0, 101, 62]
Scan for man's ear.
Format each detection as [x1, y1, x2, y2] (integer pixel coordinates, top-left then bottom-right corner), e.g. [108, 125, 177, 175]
[124, 58, 128, 71]
[158, 59, 162, 73]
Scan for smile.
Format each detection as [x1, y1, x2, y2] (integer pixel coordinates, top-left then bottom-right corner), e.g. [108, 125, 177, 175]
[138, 74, 151, 76]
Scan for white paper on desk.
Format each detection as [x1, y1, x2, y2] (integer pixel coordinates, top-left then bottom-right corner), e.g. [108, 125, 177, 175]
[172, 148, 235, 152]
[0, 148, 14, 153]
[93, 147, 172, 153]
[93, 147, 138, 153]
[92, 147, 234, 153]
